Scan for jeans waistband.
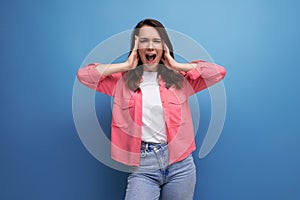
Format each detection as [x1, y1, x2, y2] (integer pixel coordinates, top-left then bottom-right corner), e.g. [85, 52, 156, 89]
[141, 141, 168, 153]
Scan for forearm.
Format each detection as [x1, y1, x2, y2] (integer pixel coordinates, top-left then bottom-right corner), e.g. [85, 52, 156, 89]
[77, 63, 122, 95]
[179, 60, 226, 94]
[175, 63, 197, 72]
[179, 60, 226, 80]
[96, 62, 131, 76]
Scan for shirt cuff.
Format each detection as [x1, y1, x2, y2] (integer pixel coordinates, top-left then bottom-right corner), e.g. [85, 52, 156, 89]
[181, 60, 205, 80]
[86, 63, 106, 82]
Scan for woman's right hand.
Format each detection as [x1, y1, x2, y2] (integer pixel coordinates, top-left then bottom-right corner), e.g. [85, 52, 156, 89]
[94, 36, 139, 76]
[125, 36, 139, 70]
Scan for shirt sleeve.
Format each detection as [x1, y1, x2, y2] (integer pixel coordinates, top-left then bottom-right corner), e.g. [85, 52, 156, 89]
[180, 60, 226, 95]
[76, 63, 122, 96]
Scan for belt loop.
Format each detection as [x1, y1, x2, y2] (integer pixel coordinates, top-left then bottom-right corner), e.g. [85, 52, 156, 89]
[146, 143, 149, 151]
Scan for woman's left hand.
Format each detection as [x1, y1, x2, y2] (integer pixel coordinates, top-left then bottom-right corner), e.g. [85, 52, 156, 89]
[161, 42, 197, 72]
[161, 43, 180, 71]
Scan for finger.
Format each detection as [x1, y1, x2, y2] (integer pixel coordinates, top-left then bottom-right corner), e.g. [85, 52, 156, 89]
[163, 42, 169, 54]
[133, 35, 139, 51]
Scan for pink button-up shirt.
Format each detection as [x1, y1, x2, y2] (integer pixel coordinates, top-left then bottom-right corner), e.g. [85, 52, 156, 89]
[77, 60, 226, 166]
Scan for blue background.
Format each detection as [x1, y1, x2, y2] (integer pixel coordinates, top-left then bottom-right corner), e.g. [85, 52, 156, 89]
[1, 0, 299, 199]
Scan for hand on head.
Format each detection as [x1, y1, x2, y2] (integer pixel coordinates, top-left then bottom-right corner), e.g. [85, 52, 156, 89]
[161, 42, 179, 71]
[126, 35, 140, 70]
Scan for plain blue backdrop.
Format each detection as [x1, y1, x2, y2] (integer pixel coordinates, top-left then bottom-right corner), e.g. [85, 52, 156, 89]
[1, 0, 299, 199]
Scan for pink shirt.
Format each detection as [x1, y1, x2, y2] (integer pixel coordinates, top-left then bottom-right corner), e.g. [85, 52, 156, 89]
[77, 60, 226, 166]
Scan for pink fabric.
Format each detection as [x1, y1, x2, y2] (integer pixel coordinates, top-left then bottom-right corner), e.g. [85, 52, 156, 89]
[77, 60, 226, 166]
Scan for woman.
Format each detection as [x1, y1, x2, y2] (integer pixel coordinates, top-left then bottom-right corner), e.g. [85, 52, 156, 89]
[77, 19, 226, 200]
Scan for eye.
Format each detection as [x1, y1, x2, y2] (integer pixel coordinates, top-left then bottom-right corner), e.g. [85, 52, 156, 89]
[153, 39, 161, 43]
[140, 38, 148, 43]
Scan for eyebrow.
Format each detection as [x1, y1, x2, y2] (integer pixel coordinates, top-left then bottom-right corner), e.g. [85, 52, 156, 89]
[140, 37, 161, 40]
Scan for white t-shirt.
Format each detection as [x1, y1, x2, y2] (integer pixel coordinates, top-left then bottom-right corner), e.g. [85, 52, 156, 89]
[140, 71, 167, 143]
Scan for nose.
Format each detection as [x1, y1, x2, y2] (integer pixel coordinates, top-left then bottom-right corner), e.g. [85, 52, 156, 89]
[146, 41, 154, 50]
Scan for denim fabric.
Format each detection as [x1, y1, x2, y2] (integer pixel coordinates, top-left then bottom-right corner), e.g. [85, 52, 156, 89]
[125, 144, 196, 200]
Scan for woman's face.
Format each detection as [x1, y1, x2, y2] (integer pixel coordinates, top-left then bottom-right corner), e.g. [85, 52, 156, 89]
[138, 25, 163, 71]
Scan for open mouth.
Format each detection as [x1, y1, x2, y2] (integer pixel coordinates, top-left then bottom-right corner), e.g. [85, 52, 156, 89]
[145, 54, 156, 63]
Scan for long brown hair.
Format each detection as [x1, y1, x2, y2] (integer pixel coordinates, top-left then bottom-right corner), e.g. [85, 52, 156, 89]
[125, 19, 183, 91]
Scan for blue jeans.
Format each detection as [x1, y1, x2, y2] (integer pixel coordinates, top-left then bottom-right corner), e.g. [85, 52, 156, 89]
[125, 143, 196, 200]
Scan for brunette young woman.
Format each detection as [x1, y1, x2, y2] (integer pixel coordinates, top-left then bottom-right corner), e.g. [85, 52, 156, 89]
[77, 18, 226, 200]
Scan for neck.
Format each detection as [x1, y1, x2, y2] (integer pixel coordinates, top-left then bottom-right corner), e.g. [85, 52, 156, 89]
[143, 64, 158, 72]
